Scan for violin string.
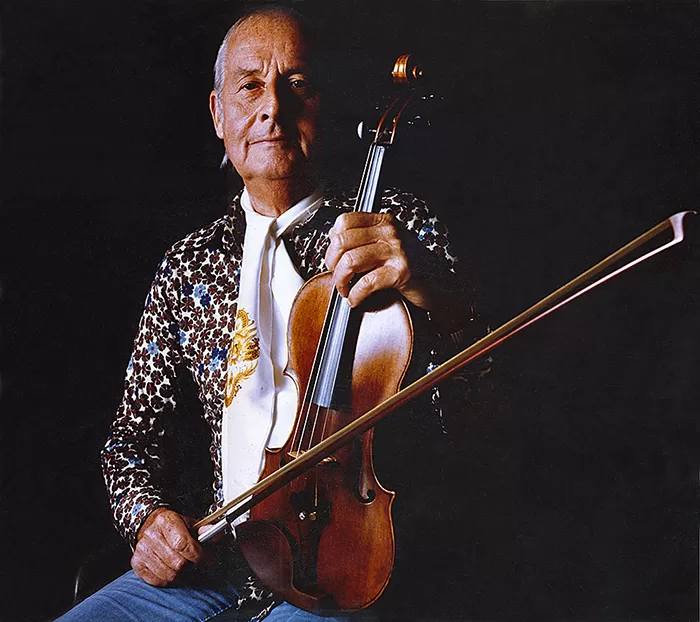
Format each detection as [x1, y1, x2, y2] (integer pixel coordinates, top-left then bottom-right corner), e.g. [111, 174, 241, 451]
[305, 288, 344, 451]
[288, 288, 338, 456]
[292, 282, 345, 456]
[314, 143, 383, 447]
[289, 140, 381, 459]
[315, 274, 358, 447]
[292, 382, 321, 457]
[300, 143, 379, 454]
[289, 218, 364, 453]
[293, 282, 345, 456]
[312, 293, 350, 447]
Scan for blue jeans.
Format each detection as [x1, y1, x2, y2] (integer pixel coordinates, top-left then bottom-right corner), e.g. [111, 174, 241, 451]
[55, 570, 380, 622]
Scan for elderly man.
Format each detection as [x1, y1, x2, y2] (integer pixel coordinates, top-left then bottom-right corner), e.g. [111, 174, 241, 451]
[58, 6, 470, 622]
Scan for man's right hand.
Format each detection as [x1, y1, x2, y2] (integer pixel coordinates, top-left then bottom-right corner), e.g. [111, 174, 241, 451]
[131, 507, 204, 586]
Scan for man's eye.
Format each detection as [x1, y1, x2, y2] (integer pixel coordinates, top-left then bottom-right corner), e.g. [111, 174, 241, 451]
[290, 79, 309, 91]
[241, 82, 259, 91]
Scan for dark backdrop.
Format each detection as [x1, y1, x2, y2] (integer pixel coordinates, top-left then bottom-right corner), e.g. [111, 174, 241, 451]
[2, 1, 699, 621]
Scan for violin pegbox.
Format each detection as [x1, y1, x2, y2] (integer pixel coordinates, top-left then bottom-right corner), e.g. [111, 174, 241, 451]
[372, 54, 435, 146]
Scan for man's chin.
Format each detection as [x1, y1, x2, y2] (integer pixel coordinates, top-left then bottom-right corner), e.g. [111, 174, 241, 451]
[249, 160, 313, 182]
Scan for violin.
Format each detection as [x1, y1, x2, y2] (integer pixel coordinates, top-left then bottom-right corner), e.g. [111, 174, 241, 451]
[235, 54, 424, 614]
[194, 54, 695, 614]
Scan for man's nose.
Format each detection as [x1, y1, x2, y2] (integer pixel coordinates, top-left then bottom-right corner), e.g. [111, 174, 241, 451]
[258, 83, 284, 122]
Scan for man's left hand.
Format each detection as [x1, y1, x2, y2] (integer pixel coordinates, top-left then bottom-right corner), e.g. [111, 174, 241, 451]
[325, 212, 434, 310]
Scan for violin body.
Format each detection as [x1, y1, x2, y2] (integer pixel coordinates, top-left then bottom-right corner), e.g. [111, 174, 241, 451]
[236, 272, 414, 613]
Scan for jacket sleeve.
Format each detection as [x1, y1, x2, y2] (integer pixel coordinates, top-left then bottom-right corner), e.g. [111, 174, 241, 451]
[379, 188, 486, 339]
[101, 256, 182, 547]
[379, 189, 492, 431]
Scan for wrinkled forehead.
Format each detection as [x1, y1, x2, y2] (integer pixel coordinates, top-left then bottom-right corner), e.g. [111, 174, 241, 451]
[225, 13, 314, 75]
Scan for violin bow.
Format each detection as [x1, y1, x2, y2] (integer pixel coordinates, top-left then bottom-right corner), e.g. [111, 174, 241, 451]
[196, 210, 695, 542]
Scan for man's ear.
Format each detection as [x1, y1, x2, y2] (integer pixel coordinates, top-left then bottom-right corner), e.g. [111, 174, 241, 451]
[209, 91, 224, 139]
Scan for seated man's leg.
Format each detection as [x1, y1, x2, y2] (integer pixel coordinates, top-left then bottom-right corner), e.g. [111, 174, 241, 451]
[55, 569, 267, 622]
[258, 602, 380, 622]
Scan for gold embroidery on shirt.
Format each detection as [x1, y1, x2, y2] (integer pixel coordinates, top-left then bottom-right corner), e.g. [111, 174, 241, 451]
[224, 308, 260, 408]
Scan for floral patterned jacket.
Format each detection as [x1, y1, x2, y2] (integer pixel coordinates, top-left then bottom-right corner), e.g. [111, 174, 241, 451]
[101, 187, 467, 550]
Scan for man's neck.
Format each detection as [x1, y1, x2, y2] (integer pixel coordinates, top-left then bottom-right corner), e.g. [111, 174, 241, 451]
[244, 177, 317, 218]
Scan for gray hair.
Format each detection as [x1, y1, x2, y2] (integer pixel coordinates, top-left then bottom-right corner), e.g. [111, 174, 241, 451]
[213, 20, 237, 169]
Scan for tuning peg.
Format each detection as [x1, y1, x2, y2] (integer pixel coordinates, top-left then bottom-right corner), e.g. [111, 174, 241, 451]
[405, 115, 431, 128]
[419, 93, 443, 102]
[356, 121, 377, 140]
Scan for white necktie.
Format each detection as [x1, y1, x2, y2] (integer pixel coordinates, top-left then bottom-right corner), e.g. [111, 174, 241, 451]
[221, 189, 322, 521]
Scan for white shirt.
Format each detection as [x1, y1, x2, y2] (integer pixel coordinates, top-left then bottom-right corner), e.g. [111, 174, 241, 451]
[238, 187, 324, 449]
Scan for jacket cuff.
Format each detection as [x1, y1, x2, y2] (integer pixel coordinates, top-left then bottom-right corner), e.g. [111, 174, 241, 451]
[114, 490, 169, 548]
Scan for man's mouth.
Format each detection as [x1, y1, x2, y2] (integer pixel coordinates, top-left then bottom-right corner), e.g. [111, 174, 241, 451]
[252, 136, 293, 145]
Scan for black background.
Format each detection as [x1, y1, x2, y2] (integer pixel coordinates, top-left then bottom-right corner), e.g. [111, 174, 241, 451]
[2, 1, 700, 620]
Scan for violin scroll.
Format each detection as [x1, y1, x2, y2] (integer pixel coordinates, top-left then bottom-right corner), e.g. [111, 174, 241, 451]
[392, 54, 423, 85]
[373, 54, 425, 145]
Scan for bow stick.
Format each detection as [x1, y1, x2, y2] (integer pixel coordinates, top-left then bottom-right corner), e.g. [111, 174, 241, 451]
[196, 210, 695, 543]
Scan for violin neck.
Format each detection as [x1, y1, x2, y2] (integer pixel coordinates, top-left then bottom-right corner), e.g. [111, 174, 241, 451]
[303, 141, 388, 410]
[354, 142, 387, 214]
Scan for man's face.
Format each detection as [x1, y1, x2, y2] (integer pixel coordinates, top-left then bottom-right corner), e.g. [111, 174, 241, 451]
[211, 14, 321, 188]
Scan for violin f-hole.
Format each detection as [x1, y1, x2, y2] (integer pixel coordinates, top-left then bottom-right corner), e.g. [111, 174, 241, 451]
[351, 437, 376, 504]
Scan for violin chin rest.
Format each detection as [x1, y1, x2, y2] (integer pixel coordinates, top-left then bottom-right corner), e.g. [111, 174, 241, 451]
[235, 520, 333, 614]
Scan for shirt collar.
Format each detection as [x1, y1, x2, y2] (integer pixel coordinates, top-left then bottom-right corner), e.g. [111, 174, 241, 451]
[240, 187, 324, 239]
